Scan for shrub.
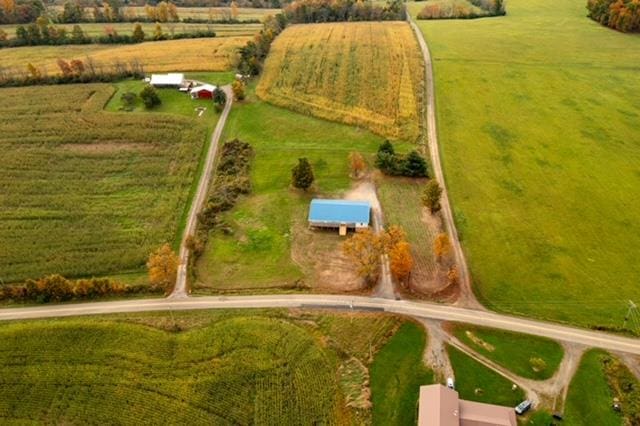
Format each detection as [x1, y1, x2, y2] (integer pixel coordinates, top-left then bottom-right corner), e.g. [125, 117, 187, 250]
[232, 80, 245, 101]
[198, 139, 253, 231]
[422, 180, 443, 213]
[375, 141, 429, 178]
[120, 91, 137, 110]
[140, 85, 161, 108]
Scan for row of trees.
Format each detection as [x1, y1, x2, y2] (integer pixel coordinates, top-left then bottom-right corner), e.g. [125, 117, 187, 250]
[1, 19, 216, 48]
[342, 225, 413, 286]
[0, 58, 144, 87]
[0, 275, 153, 303]
[417, 0, 505, 20]
[587, 0, 640, 32]
[284, 0, 406, 23]
[0, 242, 180, 303]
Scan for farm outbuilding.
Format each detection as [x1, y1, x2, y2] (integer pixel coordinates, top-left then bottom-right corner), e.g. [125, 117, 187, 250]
[149, 73, 185, 88]
[190, 84, 216, 99]
[308, 199, 371, 235]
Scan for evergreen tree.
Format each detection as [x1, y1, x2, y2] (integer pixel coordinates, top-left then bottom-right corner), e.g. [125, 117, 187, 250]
[132, 23, 145, 42]
[401, 150, 428, 177]
[291, 157, 314, 191]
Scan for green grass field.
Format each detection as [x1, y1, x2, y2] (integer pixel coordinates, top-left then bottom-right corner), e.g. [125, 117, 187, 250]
[0, 83, 211, 283]
[370, 322, 434, 426]
[194, 87, 415, 293]
[409, 0, 640, 329]
[563, 350, 623, 425]
[0, 309, 409, 424]
[447, 344, 525, 407]
[450, 324, 564, 380]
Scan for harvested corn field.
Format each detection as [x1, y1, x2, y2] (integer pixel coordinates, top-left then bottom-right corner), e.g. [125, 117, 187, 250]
[1, 37, 250, 76]
[257, 22, 424, 142]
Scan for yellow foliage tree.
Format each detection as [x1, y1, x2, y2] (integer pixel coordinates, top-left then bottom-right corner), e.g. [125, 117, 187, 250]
[348, 151, 366, 178]
[433, 232, 451, 262]
[230, 0, 239, 20]
[342, 229, 385, 286]
[389, 240, 413, 284]
[384, 224, 406, 251]
[147, 243, 178, 292]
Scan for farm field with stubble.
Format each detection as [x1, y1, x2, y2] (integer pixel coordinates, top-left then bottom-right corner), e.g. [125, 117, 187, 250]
[0, 309, 425, 425]
[0, 84, 211, 283]
[256, 22, 424, 142]
[0, 36, 250, 75]
[410, 0, 640, 329]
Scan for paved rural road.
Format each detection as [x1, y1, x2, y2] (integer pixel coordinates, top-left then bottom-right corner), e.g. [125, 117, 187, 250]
[1, 295, 639, 354]
[408, 17, 480, 310]
[172, 85, 233, 298]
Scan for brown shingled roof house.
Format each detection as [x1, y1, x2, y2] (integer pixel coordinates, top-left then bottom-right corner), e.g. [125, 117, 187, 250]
[418, 385, 517, 426]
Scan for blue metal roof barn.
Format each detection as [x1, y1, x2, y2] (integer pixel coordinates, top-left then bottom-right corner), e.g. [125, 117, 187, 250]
[308, 199, 371, 234]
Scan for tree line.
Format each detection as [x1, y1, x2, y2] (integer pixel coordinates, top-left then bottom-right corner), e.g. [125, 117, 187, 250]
[0, 275, 156, 303]
[417, 0, 505, 20]
[0, 57, 144, 87]
[0, 0, 265, 25]
[587, 0, 640, 32]
[0, 18, 216, 48]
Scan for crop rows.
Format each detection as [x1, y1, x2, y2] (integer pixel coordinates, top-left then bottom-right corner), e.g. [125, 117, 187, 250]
[0, 316, 341, 424]
[256, 22, 424, 142]
[0, 84, 206, 282]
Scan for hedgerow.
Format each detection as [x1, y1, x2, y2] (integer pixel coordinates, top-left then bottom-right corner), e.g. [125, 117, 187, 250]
[0, 275, 156, 303]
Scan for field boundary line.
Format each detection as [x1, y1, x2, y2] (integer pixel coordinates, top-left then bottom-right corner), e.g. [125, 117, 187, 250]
[407, 16, 481, 310]
[171, 85, 233, 298]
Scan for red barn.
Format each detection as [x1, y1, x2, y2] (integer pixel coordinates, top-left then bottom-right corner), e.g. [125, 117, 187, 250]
[190, 84, 216, 99]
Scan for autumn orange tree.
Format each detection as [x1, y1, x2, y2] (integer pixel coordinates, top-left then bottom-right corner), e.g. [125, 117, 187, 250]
[147, 243, 178, 292]
[389, 240, 413, 284]
[342, 229, 385, 286]
[348, 151, 366, 178]
[433, 232, 451, 263]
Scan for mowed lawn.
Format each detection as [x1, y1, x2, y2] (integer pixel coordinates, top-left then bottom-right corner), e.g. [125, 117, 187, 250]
[410, 0, 640, 328]
[257, 22, 424, 142]
[1, 36, 250, 75]
[195, 88, 403, 292]
[0, 309, 407, 424]
[0, 84, 209, 283]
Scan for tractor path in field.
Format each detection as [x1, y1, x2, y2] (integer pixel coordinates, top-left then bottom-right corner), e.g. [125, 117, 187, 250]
[408, 17, 481, 310]
[172, 85, 233, 299]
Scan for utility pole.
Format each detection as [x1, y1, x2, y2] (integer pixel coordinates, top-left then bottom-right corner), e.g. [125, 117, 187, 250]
[623, 300, 639, 335]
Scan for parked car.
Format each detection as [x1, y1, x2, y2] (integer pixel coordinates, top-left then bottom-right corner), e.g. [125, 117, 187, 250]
[515, 400, 532, 415]
[446, 377, 455, 389]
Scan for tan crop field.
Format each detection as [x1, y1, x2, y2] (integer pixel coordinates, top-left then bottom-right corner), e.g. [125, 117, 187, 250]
[256, 22, 424, 142]
[0, 85, 207, 283]
[0, 37, 250, 75]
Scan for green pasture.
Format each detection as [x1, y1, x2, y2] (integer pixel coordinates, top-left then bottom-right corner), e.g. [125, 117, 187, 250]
[194, 87, 414, 293]
[563, 350, 623, 425]
[447, 344, 525, 407]
[0, 309, 407, 424]
[409, 0, 640, 329]
[451, 324, 564, 380]
[370, 322, 434, 425]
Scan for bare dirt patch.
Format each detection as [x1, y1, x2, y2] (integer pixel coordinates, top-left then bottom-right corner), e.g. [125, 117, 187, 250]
[60, 143, 153, 154]
[292, 221, 365, 293]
